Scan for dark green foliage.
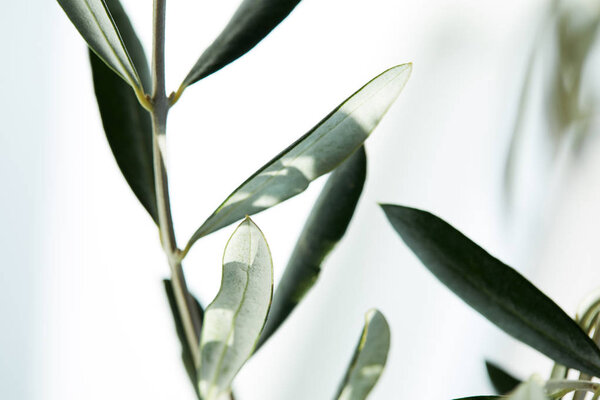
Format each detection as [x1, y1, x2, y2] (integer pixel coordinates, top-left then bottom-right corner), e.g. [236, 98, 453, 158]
[163, 280, 204, 397]
[257, 146, 367, 349]
[381, 205, 600, 377]
[486, 361, 521, 394]
[89, 0, 157, 223]
[182, 0, 302, 86]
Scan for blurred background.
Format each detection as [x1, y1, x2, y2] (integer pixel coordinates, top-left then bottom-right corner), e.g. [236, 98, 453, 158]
[3, 0, 600, 398]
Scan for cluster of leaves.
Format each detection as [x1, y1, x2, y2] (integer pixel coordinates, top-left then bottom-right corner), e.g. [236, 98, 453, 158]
[58, 1, 596, 400]
[57, 0, 411, 399]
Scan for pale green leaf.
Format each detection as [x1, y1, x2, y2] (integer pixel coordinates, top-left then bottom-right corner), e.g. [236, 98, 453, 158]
[198, 217, 273, 400]
[58, 0, 143, 89]
[184, 64, 411, 253]
[335, 309, 390, 400]
[507, 379, 548, 400]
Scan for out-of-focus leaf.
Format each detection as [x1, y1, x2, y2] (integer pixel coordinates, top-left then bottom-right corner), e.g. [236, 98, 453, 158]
[507, 379, 548, 400]
[256, 146, 366, 350]
[198, 218, 273, 400]
[453, 397, 504, 400]
[184, 64, 411, 253]
[381, 205, 600, 377]
[89, 0, 157, 222]
[163, 280, 204, 397]
[335, 309, 390, 400]
[486, 361, 522, 395]
[58, 0, 144, 89]
[181, 0, 301, 87]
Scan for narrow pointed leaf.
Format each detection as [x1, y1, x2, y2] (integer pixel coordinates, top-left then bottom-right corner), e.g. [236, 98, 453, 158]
[486, 361, 522, 395]
[185, 64, 411, 252]
[89, 0, 157, 223]
[58, 0, 143, 89]
[163, 280, 204, 397]
[335, 309, 390, 400]
[199, 218, 273, 400]
[182, 0, 301, 87]
[256, 146, 366, 350]
[381, 205, 600, 377]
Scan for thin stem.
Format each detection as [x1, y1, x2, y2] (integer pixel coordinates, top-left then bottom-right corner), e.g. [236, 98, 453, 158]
[151, 0, 201, 367]
[545, 380, 600, 396]
[573, 314, 600, 400]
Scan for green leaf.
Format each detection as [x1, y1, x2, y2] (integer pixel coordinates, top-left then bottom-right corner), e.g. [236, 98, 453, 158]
[453, 397, 504, 400]
[335, 309, 390, 400]
[507, 379, 548, 400]
[163, 280, 204, 397]
[198, 217, 273, 400]
[89, 0, 157, 223]
[256, 146, 366, 350]
[486, 361, 522, 395]
[184, 64, 411, 253]
[381, 205, 600, 377]
[58, 0, 144, 90]
[181, 0, 302, 87]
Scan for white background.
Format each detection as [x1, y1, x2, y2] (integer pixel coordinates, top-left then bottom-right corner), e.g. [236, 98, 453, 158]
[3, 0, 600, 399]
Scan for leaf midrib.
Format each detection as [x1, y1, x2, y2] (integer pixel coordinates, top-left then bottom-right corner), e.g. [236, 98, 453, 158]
[84, 0, 140, 89]
[430, 241, 599, 374]
[193, 68, 404, 242]
[205, 226, 254, 399]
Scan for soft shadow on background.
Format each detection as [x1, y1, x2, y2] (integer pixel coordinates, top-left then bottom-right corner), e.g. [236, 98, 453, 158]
[3, 0, 600, 399]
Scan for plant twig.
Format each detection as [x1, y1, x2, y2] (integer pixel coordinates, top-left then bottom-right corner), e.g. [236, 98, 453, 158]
[545, 379, 600, 397]
[151, 0, 201, 367]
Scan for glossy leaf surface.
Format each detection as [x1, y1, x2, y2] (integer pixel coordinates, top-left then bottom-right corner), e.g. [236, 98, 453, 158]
[163, 280, 204, 397]
[198, 218, 273, 400]
[58, 0, 143, 89]
[486, 361, 521, 395]
[335, 309, 390, 400]
[182, 0, 301, 87]
[381, 205, 600, 377]
[185, 64, 411, 252]
[89, 0, 157, 222]
[256, 146, 366, 349]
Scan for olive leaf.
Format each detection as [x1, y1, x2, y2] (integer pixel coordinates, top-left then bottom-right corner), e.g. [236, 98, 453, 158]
[163, 280, 204, 397]
[184, 64, 411, 254]
[88, 0, 157, 222]
[198, 217, 273, 400]
[335, 309, 390, 400]
[181, 0, 302, 87]
[381, 204, 600, 377]
[486, 361, 522, 395]
[506, 379, 548, 400]
[58, 0, 145, 90]
[453, 397, 504, 400]
[256, 146, 366, 350]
